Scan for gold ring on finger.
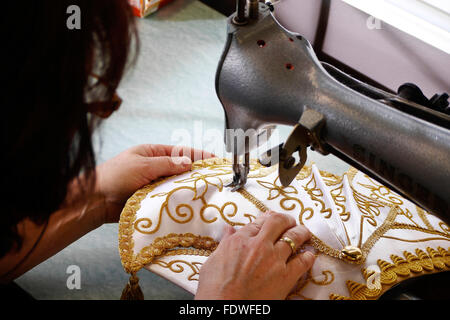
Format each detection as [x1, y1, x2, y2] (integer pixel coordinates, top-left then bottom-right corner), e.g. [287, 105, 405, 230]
[279, 236, 296, 255]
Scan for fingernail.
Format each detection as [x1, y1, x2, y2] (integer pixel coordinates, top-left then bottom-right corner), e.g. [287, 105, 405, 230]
[304, 251, 316, 264]
[180, 156, 192, 166]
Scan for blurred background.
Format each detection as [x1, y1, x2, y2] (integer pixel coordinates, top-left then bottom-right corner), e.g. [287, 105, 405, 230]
[15, 0, 449, 299]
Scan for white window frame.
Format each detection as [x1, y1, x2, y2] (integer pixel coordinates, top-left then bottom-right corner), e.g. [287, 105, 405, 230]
[341, 0, 450, 54]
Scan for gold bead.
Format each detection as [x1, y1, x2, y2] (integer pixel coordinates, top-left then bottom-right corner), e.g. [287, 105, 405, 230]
[341, 246, 363, 263]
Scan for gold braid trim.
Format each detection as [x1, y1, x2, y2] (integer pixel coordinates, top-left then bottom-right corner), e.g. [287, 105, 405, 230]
[119, 177, 174, 273]
[236, 182, 401, 265]
[130, 233, 218, 274]
[330, 246, 450, 300]
[119, 158, 274, 274]
[236, 188, 269, 213]
[119, 158, 233, 274]
[159, 248, 212, 257]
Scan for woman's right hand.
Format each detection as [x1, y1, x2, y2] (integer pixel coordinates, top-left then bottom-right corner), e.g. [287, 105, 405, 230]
[195, 211, 315, 300]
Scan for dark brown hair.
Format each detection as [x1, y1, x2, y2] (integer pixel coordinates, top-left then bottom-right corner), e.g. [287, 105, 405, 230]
[1, 0, 138, 257]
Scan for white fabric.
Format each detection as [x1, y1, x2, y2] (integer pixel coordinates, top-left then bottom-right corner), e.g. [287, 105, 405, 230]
[119, 158, 450, 299]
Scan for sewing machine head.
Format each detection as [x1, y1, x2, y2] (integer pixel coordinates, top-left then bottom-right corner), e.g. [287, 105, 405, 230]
[215, 1, 450, 219]
[215, 0, 330, 191]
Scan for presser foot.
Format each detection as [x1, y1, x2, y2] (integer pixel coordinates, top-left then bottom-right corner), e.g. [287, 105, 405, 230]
[226, 153, 250, 191]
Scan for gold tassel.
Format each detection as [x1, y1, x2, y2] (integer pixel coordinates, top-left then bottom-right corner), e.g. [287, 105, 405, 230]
[120, 273, 144, 300]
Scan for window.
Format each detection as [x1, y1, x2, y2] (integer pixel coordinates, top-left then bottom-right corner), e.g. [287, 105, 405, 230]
[341, 0, 450, 53]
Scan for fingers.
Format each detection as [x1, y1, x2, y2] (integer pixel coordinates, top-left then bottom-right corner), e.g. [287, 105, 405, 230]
[274, 225, 312, 261]
[222, 224, 236, 240]
[286, 251, 315, 283]
[170, 145, 216, 161]
[237, 211, 270, 237]
[257, 212, 296, 243]
[133, 144, 215, 160]
[145, 156, 192, 180]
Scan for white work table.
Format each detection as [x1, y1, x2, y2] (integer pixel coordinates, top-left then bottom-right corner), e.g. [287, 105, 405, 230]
[16, 0, 348, 299]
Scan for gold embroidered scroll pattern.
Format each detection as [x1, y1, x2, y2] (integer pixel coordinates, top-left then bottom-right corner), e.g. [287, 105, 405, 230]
[330, 246, 450, 300]
[288, 267, 335, 300]
[319, 170, 343, 186]
[329, 184, 350, 222]
[352, 189, 384, 228]
[439, 222, 450, 234]
[134, 171, 246, 235]
[243, 178, 347, 262]
[120, 158, 275, 274]
[237, 181, 448, 300]
[153, 248, 211, 281]
[247, 177, 403, 266]
[153, 259, 203, 281]
[358, 175, 403, 206]
[256, 176, 315, 224]
[351, 172, 450, 236]
[356, 175, 428, 228]
[304, 174, 332, 219]
[119, 159, 450, 299]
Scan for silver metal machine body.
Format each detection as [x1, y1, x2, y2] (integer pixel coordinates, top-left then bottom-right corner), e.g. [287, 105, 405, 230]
[215, 2, 450, 222]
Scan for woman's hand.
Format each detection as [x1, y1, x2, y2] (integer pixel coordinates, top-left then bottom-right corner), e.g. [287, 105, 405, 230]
[195, 211, 315, 300]
[95, 144, 214, 224]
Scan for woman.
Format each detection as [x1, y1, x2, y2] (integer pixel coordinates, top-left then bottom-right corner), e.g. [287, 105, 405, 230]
[1, 0, 314, 299]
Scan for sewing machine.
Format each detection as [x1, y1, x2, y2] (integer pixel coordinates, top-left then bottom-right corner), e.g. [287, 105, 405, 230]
[215, 0, 450, 223]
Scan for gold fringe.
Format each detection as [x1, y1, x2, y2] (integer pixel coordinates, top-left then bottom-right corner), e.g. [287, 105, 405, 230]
[120, 273, 144, 300]
[330, 246, 450, 300]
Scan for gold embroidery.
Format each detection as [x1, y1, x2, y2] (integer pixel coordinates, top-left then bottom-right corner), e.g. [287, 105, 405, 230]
[381, 236, 450, 243]
[416, 206, 434, 230]
[346, 167, 358, 184]
[129, 233, 218, 274]
[153, 259, 203, 281]
[358, 175, 403, 206]
[238, 176, 400, 265]
[304, 174, 332, 219]
[243, 213, 257, 223]
[319, 171, 343, 186]
[308, 235, 342, 260]
[330, 246, 450, 300]
[256, 176, 314, 223]
[295, 165, 313, 180]
[134, 173, 244, 235]
[152, 248, 211, 281]
[329, 184, 350, 222]
[359, 206, 398, 259]
[119, 158, 274, 274]
[354, 174, 426, 227]
[390, 223, 450, 238]
[119, 176, 175, 273]
[311, 270, 335, 286]
[236, 188, 268, 213]
[174, 171, 226, 198]
[258, 178, 298, 201]
[119, 159, 450, 300]
[352, 189, 384, 227]
[439, 222, 450, 234]
[234, 180, 345, 262]
[288, 266, 335, 299]
[162, 248, 212, 257]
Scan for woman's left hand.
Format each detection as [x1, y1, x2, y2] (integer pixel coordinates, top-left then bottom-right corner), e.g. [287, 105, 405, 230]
[95, 144, 214, 224]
